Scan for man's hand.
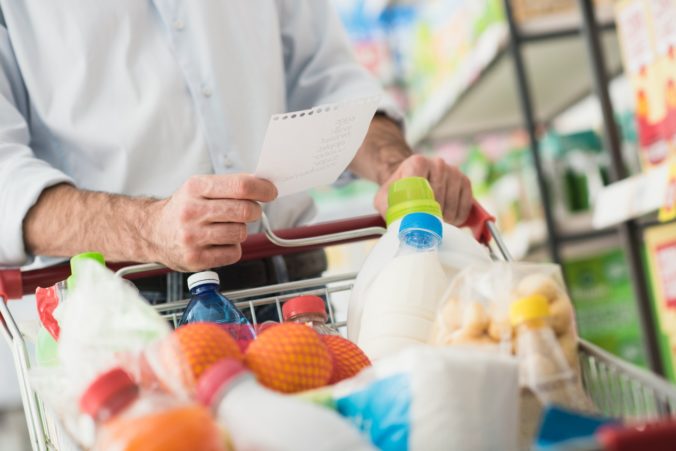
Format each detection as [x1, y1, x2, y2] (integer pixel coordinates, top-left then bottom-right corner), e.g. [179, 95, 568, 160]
[349, 115, 473, 226]
[146, 174, 277, 271]
[374, 155, 473, 226]
[24, 174, 277, 271]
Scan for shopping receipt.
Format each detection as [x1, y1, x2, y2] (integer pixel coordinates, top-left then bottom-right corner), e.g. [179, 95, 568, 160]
[255, 95, 381, 198]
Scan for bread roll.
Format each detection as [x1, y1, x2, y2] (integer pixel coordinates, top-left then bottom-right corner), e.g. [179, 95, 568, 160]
[549, 297, 574, 335]
[448, 332, 496, 347]
[488, 318, 512, 342]
[517, 274, 561, 302]
[462, 302, 490, 337]
[557, 329, 578, 370]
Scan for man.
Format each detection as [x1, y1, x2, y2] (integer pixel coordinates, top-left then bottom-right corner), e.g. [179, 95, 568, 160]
[0, 1, 472, 272]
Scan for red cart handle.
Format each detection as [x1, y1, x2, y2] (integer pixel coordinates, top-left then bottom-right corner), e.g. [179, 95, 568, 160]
[0, 215, 387, 299]
[598, 420, 676, 451]
[462, 201, 495, 245]
[0, 203, 496, 299]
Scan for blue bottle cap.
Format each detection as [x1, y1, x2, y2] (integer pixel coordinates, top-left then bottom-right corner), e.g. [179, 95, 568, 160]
[399, 212, 443, 240]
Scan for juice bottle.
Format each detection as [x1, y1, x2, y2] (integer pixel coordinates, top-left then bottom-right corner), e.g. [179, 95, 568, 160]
[282, 295, 339, 335]
[510, 294, 588, 411]
[80, 367, 226, 451]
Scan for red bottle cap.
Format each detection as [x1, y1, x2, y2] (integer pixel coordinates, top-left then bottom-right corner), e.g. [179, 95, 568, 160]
[196, 359, 248, 407]
[282, 296, 327, 321]
[79, 367, 139, 421]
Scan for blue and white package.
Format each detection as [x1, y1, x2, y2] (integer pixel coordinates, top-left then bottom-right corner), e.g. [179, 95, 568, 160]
[328, 346, 519, 451]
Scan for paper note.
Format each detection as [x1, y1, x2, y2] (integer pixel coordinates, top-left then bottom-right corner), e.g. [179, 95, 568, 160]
[255, 95, 381, 197]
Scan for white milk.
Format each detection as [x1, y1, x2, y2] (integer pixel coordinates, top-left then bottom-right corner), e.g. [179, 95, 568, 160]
[358, 251, 448, 361]
[347, 220, 490, 343]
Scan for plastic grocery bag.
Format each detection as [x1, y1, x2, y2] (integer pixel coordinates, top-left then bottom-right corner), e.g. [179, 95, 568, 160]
[304, 346, 519, 451]
[429, 262, 579, 372]
[429, 262, 594, 446]
[53, 261, 171, 400]
[347, 221, 490, 342]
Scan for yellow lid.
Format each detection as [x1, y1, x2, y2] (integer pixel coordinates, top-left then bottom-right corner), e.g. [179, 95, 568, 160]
[509, 294, 550, 326]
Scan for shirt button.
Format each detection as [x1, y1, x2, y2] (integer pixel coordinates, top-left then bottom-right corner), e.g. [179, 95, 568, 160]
[222, 155, 234, 168]
[201, 85, 212, 97]
[173, 19, 185, 31]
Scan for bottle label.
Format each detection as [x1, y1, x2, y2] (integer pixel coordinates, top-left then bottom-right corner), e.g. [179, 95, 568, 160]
[218, 323, 255, 352]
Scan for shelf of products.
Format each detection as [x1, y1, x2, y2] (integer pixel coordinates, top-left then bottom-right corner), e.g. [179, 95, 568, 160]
[414, 25, 622, 144]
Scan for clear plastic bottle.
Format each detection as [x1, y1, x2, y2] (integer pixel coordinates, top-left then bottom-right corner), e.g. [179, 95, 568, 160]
[179, 271, 255, 348]
[510, 294, 586, 411]
[79, 367, 225, 451]
[282, 295, 339, 335]
[197, 359, 374, 451]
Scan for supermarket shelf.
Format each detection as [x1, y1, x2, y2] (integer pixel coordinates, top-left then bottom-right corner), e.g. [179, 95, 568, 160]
[558, 227, 617, 243]
[406, 25, 622, 145]
[638, 215, 676, 231]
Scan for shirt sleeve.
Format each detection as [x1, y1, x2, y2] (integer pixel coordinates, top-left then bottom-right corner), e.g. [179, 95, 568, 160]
[276, 0, 404, 124]
[0, 26, 73, 267]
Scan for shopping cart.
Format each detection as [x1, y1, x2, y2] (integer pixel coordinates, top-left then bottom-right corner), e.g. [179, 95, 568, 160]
[2, 206, 676, 450]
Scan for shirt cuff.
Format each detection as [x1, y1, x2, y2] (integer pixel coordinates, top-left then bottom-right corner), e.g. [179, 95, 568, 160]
[0, 158, 74, 267]
[376, 92, 406, 131]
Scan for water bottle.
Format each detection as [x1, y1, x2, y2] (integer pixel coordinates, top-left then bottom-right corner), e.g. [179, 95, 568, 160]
[179, 271, 255, 348]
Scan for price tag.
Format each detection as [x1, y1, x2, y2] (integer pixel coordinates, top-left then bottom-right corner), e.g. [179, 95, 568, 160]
[658, 160, 676, 222]
[593, 163, 670, 229]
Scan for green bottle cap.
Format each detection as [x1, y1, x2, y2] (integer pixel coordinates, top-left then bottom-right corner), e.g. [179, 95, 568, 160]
[385, 177, 442, 226]
[69, 252, 106, 289]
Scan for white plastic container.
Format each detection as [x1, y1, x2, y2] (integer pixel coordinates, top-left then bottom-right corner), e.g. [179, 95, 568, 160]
[197, 359, 375, 451]
[358, 213, 451, 360]
[348, 177, 490, 343]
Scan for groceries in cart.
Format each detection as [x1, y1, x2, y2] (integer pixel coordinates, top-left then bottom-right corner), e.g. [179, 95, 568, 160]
[197, 359, 375, 451]
[300, 346, 520, 451]
[429, 263, 583, 388]
[179, 271, 256, 349]
[34, 252, 107, 366]
[79, 367, 225, 451]
[358, 211, 449, 360]
[348, 177, 491, 344]
[282, 295, 340, 336]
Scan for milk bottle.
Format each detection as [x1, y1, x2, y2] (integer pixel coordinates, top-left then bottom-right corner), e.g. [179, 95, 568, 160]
[347, 177, 490, 343]
[358, 212, 448, 360]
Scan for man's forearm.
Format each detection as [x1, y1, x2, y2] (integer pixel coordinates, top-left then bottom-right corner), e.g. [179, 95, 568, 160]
[23, 183, 158, 262]
[349, 115, 413, 185]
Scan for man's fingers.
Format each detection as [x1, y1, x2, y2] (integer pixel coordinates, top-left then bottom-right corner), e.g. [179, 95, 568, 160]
[179, 198, 262, 225]
[455, 176, 474, 225]
[427, 157, 448, 212]
[187, 174, 278, 202]
[182, 244, 243, 272]
[374, 185, 389, 217]
[442, 173, 463, 224]
[398, 154, 430, 179]
[186, 223, 248, 248]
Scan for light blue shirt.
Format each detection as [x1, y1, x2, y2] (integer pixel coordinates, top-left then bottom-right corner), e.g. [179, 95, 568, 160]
[0, 0, 395, 267]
